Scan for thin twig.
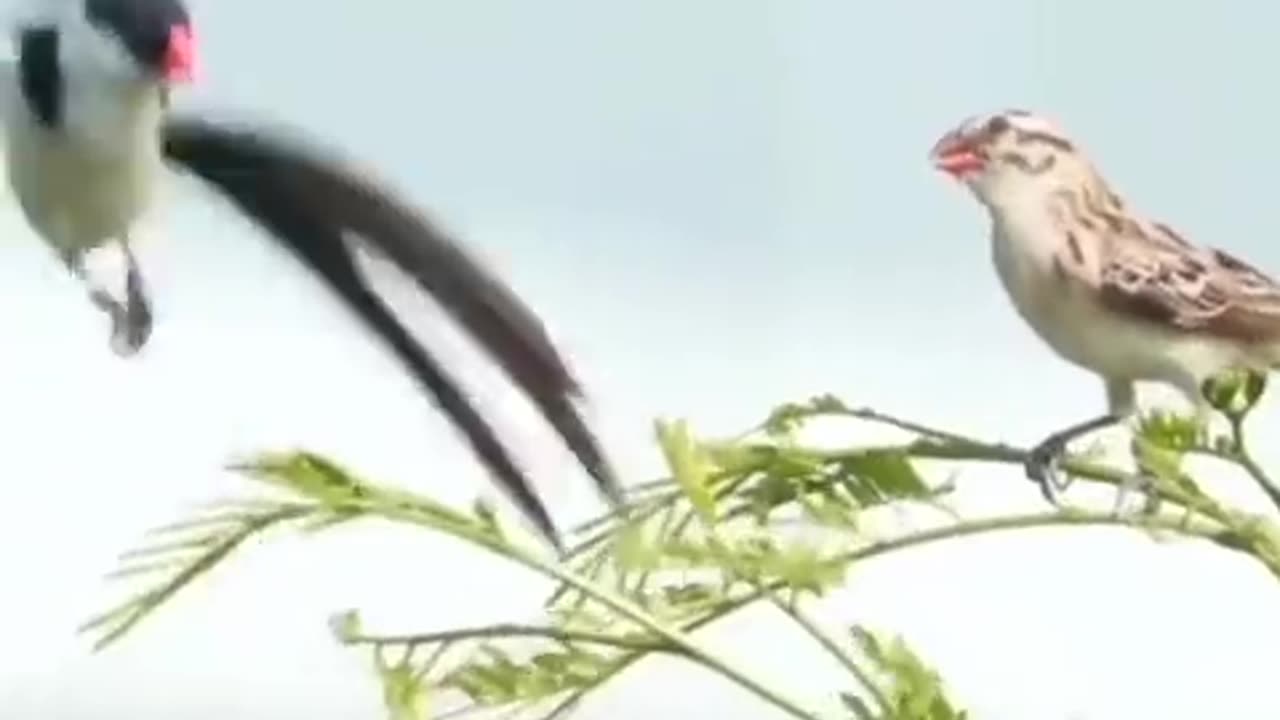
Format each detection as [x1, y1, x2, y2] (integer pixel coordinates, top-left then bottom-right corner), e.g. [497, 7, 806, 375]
[769, 593, 891, 713]
[538, 508, 1250, 716]
[541, 421, 1255, 717]
[103, 400, 1280, 719]
[1235, 451, 1280, 511]
[655, 428, 892, 717]
[366, 491, 828, 720]
[510, 544, 826, 720]
[81, 504, 315, 650]
[342, 622, 681, 655]
[836, 406, 991, 447]
[576, 399, 983, 535]
[1226, 419, 1280, 514]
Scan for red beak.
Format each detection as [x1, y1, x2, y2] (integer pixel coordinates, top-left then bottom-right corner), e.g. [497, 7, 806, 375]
[929, 130, 984, 177]
[162, 23, 196, 84]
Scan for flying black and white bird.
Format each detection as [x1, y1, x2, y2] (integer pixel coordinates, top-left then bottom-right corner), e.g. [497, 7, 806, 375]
[2, 0, 624, 547]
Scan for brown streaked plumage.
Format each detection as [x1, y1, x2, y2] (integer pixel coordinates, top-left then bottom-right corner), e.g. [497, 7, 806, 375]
[930, 108, 1280, 505]
[1050, 180, 1280, 346]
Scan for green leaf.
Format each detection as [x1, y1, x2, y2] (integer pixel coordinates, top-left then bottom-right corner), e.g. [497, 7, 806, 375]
[703, 440, 771, 475]
[841, 450, 931, 504]
[299, 508, 362, 533]
[81, 501, 315, 651]
[850, 626, 969, 720]
[472, 497, 501, 533]
[795, 485, 859, 527]
[1201, 368, 1268, 421]
[611, 521, 663, 572]
[839, 691, 879, 720]
[1132, 435, 1183, 481]
[440, 643, 619, 708]
[379, 661, 430, 720]
[655, 420, 718, 525]
[1130, 435, 1204, 501]
[531, 652, 570, 675]
[329, 609, 362, 643]
[1136, 411, 1201, 452]
[1245, 370, 1268, 408]
[753, 539, 849, 596]
[763, 402, 808, 437]
[232, 452, 370, 507]
[741, 470, 802, 523]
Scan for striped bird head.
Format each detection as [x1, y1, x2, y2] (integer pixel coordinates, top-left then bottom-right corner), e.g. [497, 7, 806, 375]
[930, 109, 1089, 208]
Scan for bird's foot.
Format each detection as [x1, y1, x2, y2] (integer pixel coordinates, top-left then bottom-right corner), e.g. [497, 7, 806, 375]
[76, 242, 153, 357]
[112, 293, 152, 357]
[121, 259, 153, 354]
[90, 287, 151, 357]
[1024, 414, 1124, 508]
[1025, 435, 1071, 506]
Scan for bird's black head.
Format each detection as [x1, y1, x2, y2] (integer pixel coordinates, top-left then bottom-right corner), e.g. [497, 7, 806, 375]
[82, 0, 195, 83]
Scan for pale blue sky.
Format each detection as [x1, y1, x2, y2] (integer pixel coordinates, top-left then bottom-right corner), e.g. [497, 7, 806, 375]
[4, 1, 1280, 718]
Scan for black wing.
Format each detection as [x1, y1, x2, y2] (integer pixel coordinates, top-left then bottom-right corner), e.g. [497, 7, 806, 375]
[161, 116, 623, 548]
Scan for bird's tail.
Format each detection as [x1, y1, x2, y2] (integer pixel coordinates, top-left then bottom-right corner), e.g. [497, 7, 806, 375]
[161, 116, 625, 548]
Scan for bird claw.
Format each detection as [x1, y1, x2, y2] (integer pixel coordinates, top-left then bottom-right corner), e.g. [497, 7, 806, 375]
[109, 297, 152, 357]
[77, 243, 153, 357]
[90, 286, 152, 357]
[1023, 414, 1123, 508]
[1025, 436, 1070, 505]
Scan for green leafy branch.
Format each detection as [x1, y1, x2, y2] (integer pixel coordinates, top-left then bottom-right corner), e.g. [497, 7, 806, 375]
[83, 370, 1280, 719]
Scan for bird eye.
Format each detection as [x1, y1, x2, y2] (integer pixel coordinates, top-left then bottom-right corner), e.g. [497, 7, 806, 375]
[985, 116, 1011, 134]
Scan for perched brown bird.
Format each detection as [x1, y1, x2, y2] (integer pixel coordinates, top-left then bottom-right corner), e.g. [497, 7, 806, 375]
[931, 108, 1280, 501]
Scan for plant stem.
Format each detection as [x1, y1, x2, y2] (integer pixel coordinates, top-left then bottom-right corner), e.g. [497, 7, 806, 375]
[567, 418, 1212, 578]
[541, 508, 1250, 716]
[1229, 419, 1280, 514]
[568, 467, 758, 542]
[797, 437, 1226, 520]
[341, 622, 684, 654]
[511, 546, 827, 720]
[768, 593, 891, 713]
[369, 499, 828, 720]
[81, 504, 314, 651]
[833, 406, 991, 447]
[539, 417, 1262, 717]
[654, 424, 891, 717]
[1235, 450, 1280, 513]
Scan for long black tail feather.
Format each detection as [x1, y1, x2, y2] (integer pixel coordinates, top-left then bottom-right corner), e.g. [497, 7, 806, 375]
[161, 116, 624, 546]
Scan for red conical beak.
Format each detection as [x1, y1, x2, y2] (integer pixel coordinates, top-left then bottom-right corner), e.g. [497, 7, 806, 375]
[929, 130, 984, 177]
[162, 23, 196, 84]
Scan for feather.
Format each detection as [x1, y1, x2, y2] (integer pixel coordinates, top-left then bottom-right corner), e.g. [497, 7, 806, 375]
[160, 116, 624, 548]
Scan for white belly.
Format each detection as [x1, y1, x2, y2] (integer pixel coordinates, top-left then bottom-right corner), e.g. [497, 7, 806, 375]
[988, 222, 1249, 397]
[2, 79, 163, 254]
